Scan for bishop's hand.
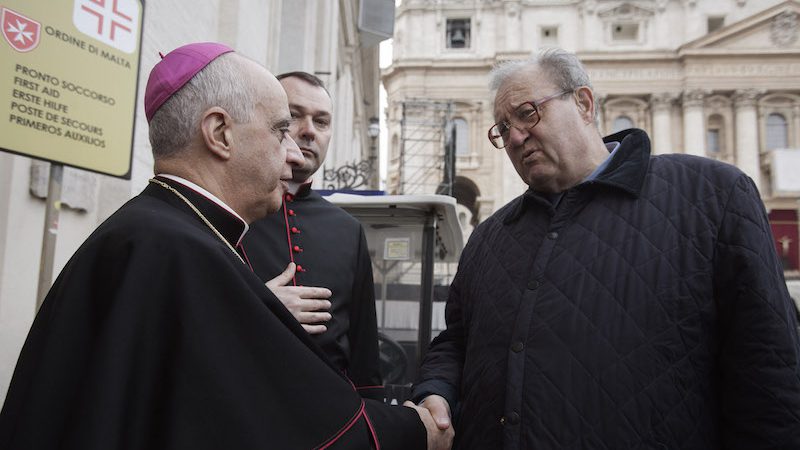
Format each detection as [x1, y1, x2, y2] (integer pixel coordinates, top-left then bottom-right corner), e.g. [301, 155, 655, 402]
[403, 400, 454, 450]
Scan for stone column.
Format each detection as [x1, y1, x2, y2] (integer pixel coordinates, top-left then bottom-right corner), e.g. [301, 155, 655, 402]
[578, 0, 601, 48]
[733, 89, 763, 190]
[682, 90, 706, 156]
[650, 93, 675, 155]
[595, 94, 606, 135]
[504, 2, 521, 50]
[792, 103, 800, 148]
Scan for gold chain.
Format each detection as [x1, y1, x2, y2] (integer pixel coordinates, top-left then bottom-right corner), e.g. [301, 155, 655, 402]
[148, 178, 246, 265]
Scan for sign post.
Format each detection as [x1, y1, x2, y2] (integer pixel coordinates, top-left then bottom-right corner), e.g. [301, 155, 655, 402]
[0, 0, 144, 302]
[36, 163, 62, 308]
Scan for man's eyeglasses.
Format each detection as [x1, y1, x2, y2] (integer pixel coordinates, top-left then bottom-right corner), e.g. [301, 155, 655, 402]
[487, 90, 572, 149]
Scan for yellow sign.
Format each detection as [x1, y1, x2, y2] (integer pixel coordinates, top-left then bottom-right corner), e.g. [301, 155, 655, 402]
[0, 0, 143, 178]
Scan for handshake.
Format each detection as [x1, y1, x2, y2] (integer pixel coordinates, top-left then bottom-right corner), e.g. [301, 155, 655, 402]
[405, 395, 454, 450]
[267, 264, 454, 449]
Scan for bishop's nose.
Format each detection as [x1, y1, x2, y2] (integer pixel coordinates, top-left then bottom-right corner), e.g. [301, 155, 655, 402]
[284, 135, 304, 168]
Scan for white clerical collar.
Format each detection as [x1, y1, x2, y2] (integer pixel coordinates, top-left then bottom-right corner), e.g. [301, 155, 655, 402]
[287, 179, 314, 195]
[156, 173, 249, 243]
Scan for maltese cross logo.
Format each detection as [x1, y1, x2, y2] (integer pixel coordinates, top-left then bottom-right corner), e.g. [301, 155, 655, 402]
[2, 7, 40, 53]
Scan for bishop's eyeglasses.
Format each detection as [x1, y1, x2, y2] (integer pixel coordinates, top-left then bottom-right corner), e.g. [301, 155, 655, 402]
[487, 90, 572, 149]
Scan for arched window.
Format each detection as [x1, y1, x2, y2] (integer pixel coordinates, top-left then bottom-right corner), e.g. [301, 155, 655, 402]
[766, 113, 788, 150]
[454, 118, 470, 156]
[453, 176, 480, 228]
[458, 211, 468, 228]
[612, 115, 634, 133]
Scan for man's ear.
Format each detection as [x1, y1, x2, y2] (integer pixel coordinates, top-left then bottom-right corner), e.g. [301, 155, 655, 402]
[200, 106, 234, 160]
[574, 86, 595, 124]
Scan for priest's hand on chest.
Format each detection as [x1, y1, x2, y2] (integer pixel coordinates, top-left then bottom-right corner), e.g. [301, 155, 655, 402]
[266, 262, 333, 334]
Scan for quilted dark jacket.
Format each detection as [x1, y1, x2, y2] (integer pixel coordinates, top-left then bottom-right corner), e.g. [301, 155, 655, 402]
[413, 128, 800, 449]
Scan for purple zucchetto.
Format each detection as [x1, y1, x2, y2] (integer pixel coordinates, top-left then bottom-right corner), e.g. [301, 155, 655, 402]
[144, 42, 234, 122]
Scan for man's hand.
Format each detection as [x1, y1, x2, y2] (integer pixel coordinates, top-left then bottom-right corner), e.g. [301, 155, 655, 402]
[265, 262, 332, 334]
[403, 400, 454, 450]
[418, 395, 452, 430]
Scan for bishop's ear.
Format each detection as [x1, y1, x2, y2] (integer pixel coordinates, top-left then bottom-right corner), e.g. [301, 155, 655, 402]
[574, 86, 595, 124]
[200, 106, 234, 160]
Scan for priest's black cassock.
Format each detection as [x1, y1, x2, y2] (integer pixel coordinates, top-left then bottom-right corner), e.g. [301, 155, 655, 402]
[0, 176, 425, 449]
[244, 184, 383, 400]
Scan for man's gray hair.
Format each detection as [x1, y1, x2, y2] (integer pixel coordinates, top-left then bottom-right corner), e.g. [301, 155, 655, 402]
[148, 53, 259, 158]
[489, 48, 598, 121]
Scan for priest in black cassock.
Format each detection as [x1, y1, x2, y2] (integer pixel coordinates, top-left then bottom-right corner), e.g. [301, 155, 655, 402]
[0, 42, 452, 450]
[244, 71, 384, 401]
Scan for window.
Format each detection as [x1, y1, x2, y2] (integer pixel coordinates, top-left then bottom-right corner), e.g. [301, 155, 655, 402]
[707, 114, 724, 156]
[707, 16, 725, 33]
[612, 23, 638, 41]
[446, 19, 470, 49]
[612, 116, 634, 133]
[707, 130, 720, 154]
[454, 118, 470, 156]
[541, 26, 558, 46]
[766, 113, 788, 150]
[458, 211, 467, 228]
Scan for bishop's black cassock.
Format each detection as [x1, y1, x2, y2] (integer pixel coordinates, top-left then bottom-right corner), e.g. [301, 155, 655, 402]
[0, 176, 425, 449]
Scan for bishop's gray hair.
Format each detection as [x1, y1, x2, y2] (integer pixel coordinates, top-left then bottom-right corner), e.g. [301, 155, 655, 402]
[148, 53, 260, 159]
[489, 48, 598, 122]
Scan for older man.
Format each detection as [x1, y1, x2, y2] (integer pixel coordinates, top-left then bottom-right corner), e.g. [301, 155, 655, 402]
[245, 71, 382, 400]
[413, 48, 800, 449]
[0, 43, 451, 450]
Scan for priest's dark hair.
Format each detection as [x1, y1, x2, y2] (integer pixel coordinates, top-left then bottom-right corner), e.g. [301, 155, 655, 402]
[148, 53, 259, 159]
[277, 71, 330, 97]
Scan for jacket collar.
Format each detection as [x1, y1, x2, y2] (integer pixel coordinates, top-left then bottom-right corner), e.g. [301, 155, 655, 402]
[505, 128, 651, 224]
[593, 128, 650, 196]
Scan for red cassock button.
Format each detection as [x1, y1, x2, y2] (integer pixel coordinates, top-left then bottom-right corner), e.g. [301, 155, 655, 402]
[293, 245, 303, 253]
[291, 227, 300, 234]
[285, 193, 294, 202]
[288, 209, 296, 216]
[296, 265, 306, 272]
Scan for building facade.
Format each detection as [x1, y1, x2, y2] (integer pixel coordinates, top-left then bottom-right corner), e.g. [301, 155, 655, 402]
[0, 0, 390, 401]
[383, 0, 800, 272]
